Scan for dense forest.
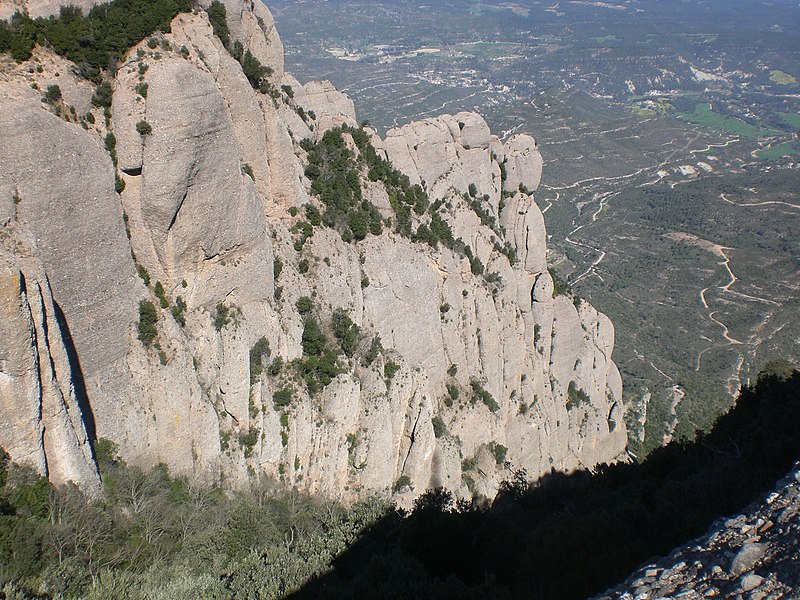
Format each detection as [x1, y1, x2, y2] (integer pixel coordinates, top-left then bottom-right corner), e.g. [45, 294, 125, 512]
[0, 361, 797, 598]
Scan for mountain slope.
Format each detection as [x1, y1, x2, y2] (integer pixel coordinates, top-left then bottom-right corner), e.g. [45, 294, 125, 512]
[0, 0, 626, 503]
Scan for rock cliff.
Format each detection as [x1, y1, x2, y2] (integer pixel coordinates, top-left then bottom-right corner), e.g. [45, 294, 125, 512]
[0, 0, 627, 503]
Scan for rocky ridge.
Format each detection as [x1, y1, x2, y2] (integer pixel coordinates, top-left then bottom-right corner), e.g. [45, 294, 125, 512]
[598, 463, 800, 600]
[0, 0, 627, 503]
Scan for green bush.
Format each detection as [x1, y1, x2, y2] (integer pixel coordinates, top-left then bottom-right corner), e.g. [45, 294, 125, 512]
[392, 474, 412, 493]
[155, 342, 167, 365]
[432, 416, 447, 438]
[298, 258, 309, 274]
[301, 126, 387, 242]
[446, 383, 460, 404]
[331, 308, 359, 357]
[305, 203, 321, 225]
[294, 349, 343, 395]
[92, 81, 113, 107]
[267, 356, 283, 377]
[206, 0, 230, 48]
[43, 84, 61, 103]
[362, 335, 383, 366]
[213, 303, 238, 331]
[153, 281, 169, 308]
[137, 300, 158, 346]
[272, 387, 293, 408]
[296, 296, 312, 315]
[549, 266, 573, 297]
[301, 316, 327, 356]
[566, 381, 591, 410]
[136, 263, 150, 285]
[249, 337, 271, 385]
[0, 0, 191, 78]
[239, 427, 259, 458]
[384, 360, 400, 381]
[104, 132, 117, 165]
[490, 442, 508, 465]
[471, 380, 499, 412]
[465, 246, 484, 276]
[239, 49, 273, 89]
[136, 120, 152, 136]
[171, 295, 187, 327]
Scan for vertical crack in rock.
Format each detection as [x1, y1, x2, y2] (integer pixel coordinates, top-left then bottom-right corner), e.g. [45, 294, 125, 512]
[401, 402, 424, 475]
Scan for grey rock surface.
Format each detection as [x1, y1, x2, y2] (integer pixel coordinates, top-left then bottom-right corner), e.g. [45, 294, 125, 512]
[0, 0, 105, 19]
[0, 3, 628, 503]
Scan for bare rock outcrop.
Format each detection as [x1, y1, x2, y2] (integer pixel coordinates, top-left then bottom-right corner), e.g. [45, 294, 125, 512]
[195, 0, 283, 80]
[0, 0, 104, 19]
[297, 79, 357, 132]
[0, 2, 627, 502]
[0, 256, 100, 494]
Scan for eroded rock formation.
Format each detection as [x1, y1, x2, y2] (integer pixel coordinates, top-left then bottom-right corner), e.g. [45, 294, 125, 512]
[0, 1, 627, 503]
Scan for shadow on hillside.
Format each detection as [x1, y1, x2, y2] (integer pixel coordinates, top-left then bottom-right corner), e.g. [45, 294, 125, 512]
[289, 365, 800, 600]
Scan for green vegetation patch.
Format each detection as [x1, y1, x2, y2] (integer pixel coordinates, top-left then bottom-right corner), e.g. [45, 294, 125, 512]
[769, 69, 797, 85]
[300, 126, 386, 242]
[777, 111, 800, 129]
[137, 300, 158, 346]
[471, 380, 499, 412]
[0, 0, 191, 81]
[294, 316, 344, 395]
[0, 441, 393, 598]
[675, 103, 776, 139]
[249, 337, 271, 385]
[756, 141, 800, 160]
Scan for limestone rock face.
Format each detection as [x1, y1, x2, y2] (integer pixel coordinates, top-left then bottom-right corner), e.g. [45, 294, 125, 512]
[0, 95, 133, 492]
[0, 0, 104, 19]
[196, 0, 284, 80]
[503, 134, 544, 193]
[0, 2, 627, 502]
[298, 79, 357, 133]
[0, 257, 100, 494]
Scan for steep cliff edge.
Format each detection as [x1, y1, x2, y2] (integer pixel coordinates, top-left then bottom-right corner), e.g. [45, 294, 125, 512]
[0, 0, 626, 502]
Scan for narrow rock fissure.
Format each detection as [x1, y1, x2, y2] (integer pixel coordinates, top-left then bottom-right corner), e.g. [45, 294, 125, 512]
[401, 403, 423, 474]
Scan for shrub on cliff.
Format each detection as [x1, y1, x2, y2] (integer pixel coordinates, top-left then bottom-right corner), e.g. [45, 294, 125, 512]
[137, 300, 158, 346]
[0, 0, 191, 80]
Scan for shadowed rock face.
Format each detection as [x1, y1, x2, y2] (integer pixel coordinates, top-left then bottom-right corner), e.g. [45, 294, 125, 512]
[597, 465, 800, 600]
[0, 1, 626, 503]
